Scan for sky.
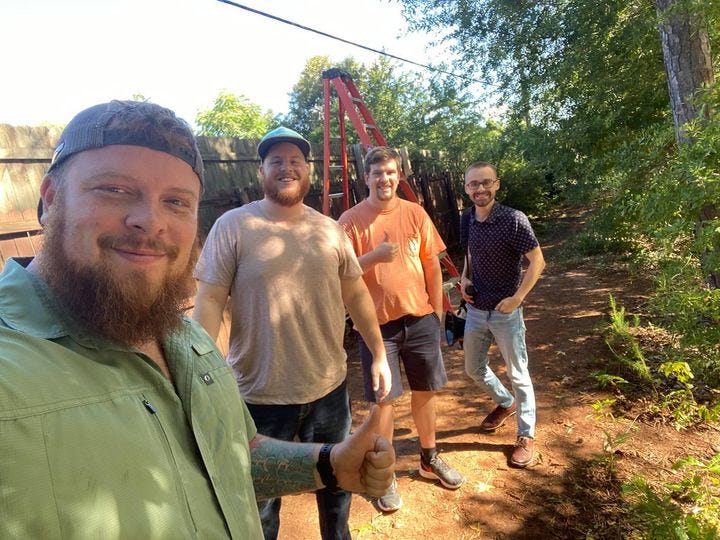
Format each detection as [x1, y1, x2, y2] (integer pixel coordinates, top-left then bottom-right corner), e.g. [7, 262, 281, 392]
[1, 0, 450, 128]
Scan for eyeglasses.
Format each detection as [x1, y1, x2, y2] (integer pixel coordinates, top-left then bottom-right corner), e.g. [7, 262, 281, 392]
[465, 179, 497, 190]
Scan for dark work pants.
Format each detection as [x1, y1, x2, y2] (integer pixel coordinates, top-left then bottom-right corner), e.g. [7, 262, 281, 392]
[246, 381, 352, 540]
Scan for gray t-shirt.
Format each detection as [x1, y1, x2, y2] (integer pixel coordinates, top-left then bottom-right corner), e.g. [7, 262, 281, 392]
[194, 201, 363, 404]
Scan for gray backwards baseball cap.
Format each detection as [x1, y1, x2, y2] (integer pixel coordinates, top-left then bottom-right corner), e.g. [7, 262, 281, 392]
[257, 126, 310, 161]
[47, 100, 204, 184]
[39, 100, 204, 223]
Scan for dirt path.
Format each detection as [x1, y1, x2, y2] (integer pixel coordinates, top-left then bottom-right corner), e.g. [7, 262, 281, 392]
[277, 207, 718, 539]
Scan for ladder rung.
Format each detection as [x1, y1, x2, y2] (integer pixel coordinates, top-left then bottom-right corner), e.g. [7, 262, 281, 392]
[329, 165, 344, 170]
[329, 193, 345, 199]
[364, 124, 376, 130]
[351, 96, 363, 103]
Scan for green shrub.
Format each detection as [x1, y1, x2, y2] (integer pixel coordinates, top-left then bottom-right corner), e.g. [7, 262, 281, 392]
[623, 454, 720, 539]
[601, 295, 719, 427]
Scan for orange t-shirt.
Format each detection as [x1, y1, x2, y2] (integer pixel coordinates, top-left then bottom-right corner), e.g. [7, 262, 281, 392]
[338, 198, 446, 325]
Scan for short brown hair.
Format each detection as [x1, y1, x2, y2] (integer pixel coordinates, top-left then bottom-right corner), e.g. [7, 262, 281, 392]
[363, 146, 402, 175]
[464, 161, 498, 179]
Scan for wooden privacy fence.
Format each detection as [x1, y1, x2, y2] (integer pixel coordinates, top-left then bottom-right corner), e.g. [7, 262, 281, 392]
[0, 125, 462, 271]
[0, 125, 57, 267]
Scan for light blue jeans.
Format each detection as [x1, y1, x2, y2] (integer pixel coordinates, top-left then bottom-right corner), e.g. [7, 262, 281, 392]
[463, 305, 536, 437]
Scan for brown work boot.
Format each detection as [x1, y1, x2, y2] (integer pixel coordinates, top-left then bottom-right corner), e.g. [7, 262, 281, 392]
[510, 436, 534, 468]
[480, 401, 517, 432]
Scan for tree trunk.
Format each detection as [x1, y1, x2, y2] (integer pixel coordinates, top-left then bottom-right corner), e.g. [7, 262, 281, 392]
[655, 0, 713, 143]
[655, 0, 718, 288]
[699, 205, 720, 289]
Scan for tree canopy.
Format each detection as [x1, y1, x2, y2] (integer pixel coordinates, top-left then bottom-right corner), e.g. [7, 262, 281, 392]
[280, 55, 498, 175]
[400, 0, 674, 188]
[196, 90, 275, 138]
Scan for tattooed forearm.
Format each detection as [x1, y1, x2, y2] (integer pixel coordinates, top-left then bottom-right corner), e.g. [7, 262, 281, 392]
[249, 434, 319, 500]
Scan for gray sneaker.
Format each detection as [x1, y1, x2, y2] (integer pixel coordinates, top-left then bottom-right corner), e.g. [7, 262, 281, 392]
[419, 454, 465, 489]
[376, 476, 402, 512]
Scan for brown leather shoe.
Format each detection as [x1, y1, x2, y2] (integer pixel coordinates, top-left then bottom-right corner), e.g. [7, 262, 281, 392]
[480, 402, 517, 432]
[510, 436, 534, 467]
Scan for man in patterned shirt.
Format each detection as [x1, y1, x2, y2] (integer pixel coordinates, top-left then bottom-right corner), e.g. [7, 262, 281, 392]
[459, 161, 545, 467]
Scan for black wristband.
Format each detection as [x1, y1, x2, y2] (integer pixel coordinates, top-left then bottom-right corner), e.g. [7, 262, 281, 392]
[316, 443, 339, 492]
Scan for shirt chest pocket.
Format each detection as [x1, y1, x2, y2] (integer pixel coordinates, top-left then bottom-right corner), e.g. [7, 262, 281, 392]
[404, 233, 420, 258]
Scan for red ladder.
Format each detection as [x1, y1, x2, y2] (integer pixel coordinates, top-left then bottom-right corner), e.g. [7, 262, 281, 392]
[322, 68, 419, 214]
[321, 68, 461, 312]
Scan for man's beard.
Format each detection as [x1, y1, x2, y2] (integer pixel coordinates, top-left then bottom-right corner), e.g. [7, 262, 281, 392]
[375, 183, 395, 201]
[263, 175, 310, 207]
[473, 191, 496, 207]
[40, 205, 198, 347]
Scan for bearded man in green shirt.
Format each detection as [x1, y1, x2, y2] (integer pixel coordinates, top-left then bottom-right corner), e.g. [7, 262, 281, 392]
[0, 100, 394, 539]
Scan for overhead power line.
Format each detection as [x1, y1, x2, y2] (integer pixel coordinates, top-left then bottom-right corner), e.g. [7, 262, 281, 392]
[214, 0, 483, 84]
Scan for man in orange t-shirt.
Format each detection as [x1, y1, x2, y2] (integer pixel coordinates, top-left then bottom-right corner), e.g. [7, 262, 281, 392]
[339, 147, 464, 513]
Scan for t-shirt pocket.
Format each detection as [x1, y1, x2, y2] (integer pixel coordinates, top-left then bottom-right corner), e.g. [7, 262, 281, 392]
[404, 233, 420, 258]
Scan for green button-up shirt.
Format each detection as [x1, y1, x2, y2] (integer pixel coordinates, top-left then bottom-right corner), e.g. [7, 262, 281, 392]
[0, 259, 261, 539]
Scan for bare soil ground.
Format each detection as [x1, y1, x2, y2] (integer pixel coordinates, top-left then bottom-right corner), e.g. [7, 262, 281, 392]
[278, 207, 720, 539]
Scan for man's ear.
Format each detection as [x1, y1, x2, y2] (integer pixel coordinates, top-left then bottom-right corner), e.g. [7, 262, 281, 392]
[38, 175, 57, 226]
